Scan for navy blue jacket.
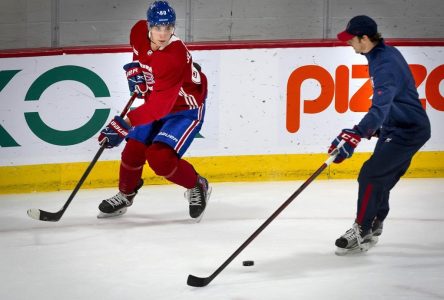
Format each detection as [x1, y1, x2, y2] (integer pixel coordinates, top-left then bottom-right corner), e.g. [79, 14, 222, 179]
[356, 41, 431, 145]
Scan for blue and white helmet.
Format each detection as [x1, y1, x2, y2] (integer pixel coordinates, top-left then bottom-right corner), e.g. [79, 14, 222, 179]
[147, 1, 176, 27]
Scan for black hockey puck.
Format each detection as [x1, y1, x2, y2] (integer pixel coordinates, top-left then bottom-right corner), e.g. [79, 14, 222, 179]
[242, 260, 254, 266]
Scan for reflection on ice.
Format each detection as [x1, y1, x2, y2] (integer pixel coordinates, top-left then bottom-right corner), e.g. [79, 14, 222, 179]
[0, 179, 443, 300]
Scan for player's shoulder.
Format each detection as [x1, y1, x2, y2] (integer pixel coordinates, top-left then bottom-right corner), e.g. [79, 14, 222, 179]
[131, 20, 148, 32]
[155, 37, 189, 68]
[162, 36, 189, 60]
[166, 36, 187, 52]
[130, 20, 149, 54]
[130, 20, 148, 40]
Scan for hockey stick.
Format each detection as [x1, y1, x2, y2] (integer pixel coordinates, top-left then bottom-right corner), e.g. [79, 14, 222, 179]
[26, 92, 138, 222]
[187, 142, 344, 287]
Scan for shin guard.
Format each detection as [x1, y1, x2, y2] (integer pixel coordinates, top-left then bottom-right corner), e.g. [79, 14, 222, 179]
[119, 139, 146, 194]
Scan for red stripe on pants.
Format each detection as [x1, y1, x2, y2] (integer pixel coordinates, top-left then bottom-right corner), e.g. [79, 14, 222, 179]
[356, 184, 373, 224]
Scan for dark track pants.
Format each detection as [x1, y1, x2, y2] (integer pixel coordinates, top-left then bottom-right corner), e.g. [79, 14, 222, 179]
[355, 137, 427, 231]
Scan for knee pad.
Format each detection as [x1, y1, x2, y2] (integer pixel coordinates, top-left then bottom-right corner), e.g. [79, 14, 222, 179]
[146, 143, 179, 177]
[121, 139, 147, 168]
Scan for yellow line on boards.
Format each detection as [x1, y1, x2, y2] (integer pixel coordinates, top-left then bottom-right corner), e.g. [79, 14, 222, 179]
[0, 151, 443, 194]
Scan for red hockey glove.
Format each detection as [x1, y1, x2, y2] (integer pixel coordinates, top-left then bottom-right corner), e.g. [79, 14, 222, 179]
[98, 116, 131, 148]
[328, 128, 361, 163]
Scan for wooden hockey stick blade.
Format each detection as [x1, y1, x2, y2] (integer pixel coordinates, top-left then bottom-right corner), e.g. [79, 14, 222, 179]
[27, 208, 62, 222]
[187, 274, 213, 287]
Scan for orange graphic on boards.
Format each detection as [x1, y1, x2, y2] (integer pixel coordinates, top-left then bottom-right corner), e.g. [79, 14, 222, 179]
[287, 64, 444, 133]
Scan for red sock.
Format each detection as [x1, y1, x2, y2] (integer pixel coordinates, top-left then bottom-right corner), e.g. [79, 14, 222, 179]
[119, 139, 146, 194]
[167, 159, 198, 189]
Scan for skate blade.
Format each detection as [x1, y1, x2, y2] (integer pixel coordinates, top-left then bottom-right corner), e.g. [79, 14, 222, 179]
[97, 207, 127, 219]
[193, 186, 213, 223]
[335, 242, 371, 256]
[369, 236, 379, 246]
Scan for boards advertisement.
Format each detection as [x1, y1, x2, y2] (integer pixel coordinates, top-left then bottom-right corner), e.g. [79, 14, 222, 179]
[1, 42, 443, 191]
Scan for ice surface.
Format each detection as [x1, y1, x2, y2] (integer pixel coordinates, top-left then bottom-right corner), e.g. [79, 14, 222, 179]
[1, 179, 443, 300]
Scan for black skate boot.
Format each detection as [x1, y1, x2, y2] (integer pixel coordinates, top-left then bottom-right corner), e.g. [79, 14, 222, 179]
[97, 179, 144, 218]
[335, 222, 373, 256]
[371, 218, 383, 237]
[368, 218, 384, 245]
[185, 175, 212, 222]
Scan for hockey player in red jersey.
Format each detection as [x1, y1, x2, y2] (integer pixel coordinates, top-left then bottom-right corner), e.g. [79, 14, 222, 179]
[97, 1, 211, 221]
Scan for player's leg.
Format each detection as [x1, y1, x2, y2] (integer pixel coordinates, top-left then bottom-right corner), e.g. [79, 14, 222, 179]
[146, 142, 197, 188]
[149, 106, 211, 220]
[360, 140, 423, 218]
[336, 139, 419, 254]
[335, 151, 384, 254]
[98, 123, 156, 218]
[371, 151, 416, 239]
[98, 139, 146, 218]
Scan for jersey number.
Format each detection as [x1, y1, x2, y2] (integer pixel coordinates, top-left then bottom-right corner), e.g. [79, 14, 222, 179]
[191, 64, 201, 84]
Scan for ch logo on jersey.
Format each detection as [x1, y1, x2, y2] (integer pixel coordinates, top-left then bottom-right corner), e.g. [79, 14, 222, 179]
[370, 76, 384, 96]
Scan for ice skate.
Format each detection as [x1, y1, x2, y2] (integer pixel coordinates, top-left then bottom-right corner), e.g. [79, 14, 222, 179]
[368, 218, 384, 245]
[97, 179, 143, 218]
[335, 222, 373, 256]
[185, 175, 212, 222]
[372, 218, 383, 236]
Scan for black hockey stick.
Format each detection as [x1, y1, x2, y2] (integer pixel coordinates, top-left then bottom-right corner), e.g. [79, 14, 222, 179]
[27, 92, 138, 222]
[187, 143, 343, 287]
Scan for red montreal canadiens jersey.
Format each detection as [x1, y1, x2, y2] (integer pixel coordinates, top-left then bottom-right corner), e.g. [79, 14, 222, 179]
[126, 20, 207, 126]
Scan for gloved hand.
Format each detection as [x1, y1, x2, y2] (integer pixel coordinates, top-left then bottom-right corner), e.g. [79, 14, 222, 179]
[123, 62, 148, 98]
[98, 116, 131, 148]
[328, 128, 361, 163]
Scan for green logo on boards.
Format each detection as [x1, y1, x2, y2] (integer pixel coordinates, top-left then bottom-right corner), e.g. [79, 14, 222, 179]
[0, 70, 21, 146]
[1, 66, 111, 147]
